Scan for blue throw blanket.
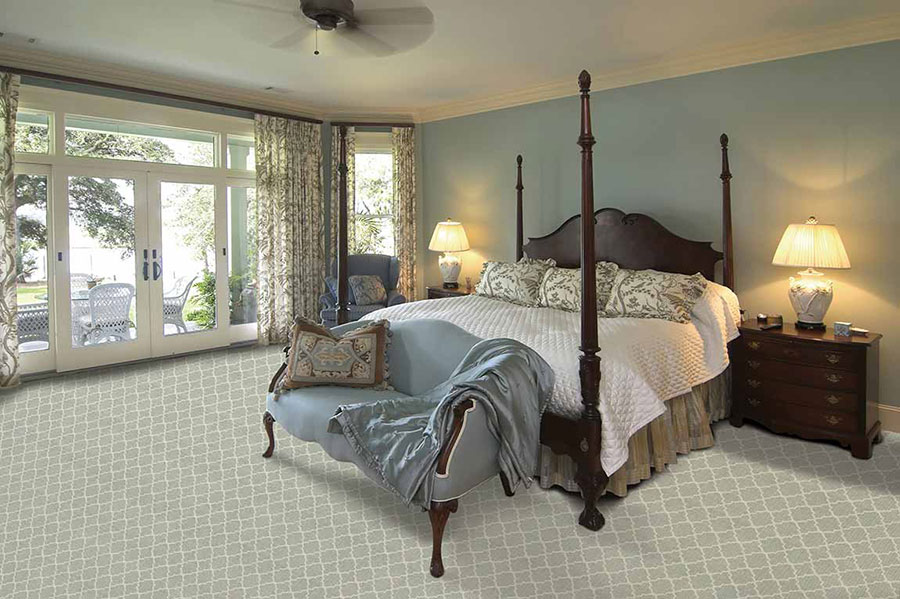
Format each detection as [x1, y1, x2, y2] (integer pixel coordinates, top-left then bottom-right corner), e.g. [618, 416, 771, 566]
[327, 337, 554, 508]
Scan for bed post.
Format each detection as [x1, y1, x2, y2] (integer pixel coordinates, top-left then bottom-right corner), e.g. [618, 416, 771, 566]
[336, 125, 350, 325]
[720, 133, 734, 290]
[574, 70, 607, 532]
[515, 155, 524, 261]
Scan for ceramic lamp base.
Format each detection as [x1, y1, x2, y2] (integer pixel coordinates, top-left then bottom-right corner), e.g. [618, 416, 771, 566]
[439, 253, 461, 288]
[788, 270, 833, 331]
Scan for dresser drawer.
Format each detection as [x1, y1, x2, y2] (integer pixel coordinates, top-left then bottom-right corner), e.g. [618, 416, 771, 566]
[742, 358, 859, 391]
[738, 376, 857, 413]
[742, 335, 859, 371]
[775, 403, 858, 434]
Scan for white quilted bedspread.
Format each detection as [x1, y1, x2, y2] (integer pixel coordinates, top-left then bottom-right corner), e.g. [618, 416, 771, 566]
[362, 283, 741, 476]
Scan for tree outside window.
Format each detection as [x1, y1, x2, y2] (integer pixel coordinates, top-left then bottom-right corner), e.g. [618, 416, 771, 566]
[353, 153, 394, 255]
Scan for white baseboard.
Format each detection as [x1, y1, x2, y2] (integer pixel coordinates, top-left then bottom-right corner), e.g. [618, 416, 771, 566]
[879, 404, 900, 433]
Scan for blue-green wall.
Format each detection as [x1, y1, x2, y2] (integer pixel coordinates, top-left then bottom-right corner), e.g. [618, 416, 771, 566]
[420, 40, 900, 408]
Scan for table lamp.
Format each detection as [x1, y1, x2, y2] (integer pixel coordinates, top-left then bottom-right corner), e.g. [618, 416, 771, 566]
[771, 216, 850, 330]
[428, 219, 470, 289]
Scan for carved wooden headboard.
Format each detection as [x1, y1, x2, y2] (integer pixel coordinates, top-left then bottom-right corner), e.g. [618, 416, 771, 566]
[522, 208, 724, 281]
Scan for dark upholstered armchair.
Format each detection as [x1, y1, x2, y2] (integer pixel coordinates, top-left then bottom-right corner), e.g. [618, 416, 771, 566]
[320, 254, 407, 327]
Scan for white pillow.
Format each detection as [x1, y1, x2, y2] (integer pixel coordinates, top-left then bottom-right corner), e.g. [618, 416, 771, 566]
[476, 258, 555, 306]
[537, 262, 620, 312]
[603, 269, 708, 323]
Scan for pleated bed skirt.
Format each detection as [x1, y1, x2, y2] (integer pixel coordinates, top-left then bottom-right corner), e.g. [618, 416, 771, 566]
[537, 368, 731, 497]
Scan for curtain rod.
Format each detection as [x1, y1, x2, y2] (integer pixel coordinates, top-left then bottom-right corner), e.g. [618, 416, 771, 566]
[330, 121, 414, 128]
[1, 65, 324, 125]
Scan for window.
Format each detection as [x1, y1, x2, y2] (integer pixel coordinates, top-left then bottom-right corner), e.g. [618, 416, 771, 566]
[354, 152, 394, 255]
[14, 174, 50, 353]
[15, 110, 51, 154]
[227, 135, 255, 170]
[65, 115, 216, 167]
[227, 186, 258, 325]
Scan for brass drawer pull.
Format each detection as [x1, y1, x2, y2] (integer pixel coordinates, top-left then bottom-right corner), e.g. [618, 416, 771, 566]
[825, 394, 840, 405]
[825, 373, 843, 384]
[824, 415, 842, 426]
[747, 397, 761, 407]
[824, 353, 841, 365]
[748, 360, 761, 370]
[747, 341, 760, 351]
[747, 379, 761, 388]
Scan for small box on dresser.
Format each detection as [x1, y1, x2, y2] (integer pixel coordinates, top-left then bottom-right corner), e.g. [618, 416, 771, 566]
[730, 321, 883, 458]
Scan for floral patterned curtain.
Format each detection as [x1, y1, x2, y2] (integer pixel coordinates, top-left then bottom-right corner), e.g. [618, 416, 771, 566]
[254, 115, 323, 344]
[392, 127, 417, 300]
[329, 125, 355, 264]
[0, 73, 20, 388]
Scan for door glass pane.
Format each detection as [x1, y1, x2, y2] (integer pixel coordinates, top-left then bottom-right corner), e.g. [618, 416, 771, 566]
[227, 135, 255, 170]
[15, 174, 50, 353]
[227, 186, 257, 325]
[160, 182, 216, 335]
[66, 115, 216, 167]
[68, 176, 137, 348]
[15, 110, 51, 154]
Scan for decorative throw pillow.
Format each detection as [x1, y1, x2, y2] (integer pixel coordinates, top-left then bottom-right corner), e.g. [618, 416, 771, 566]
[475, 258, 555, 306]
[595, 261, 620, 312]
[348, 275, 387, 305]
[603, 269, 708, 324]
[325, 276, 356, 304]
[537, 262, 620, 313]
[282, 317, 392, 390]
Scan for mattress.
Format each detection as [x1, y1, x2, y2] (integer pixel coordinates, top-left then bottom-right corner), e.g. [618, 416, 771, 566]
[362, 282, 741, 476]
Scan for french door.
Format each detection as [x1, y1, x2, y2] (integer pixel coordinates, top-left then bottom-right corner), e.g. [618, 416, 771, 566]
[52, 167, 229, 371]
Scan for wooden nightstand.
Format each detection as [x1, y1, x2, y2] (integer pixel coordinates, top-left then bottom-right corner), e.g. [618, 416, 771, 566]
[731, 321, 882, 459]
[426, 286, 474, 300]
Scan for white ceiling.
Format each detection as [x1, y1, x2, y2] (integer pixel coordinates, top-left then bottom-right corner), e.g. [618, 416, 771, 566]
[1, 0, 900, 121]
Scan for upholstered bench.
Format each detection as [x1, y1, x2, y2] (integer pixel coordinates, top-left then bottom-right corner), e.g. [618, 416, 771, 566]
[262, 319, 515, 577]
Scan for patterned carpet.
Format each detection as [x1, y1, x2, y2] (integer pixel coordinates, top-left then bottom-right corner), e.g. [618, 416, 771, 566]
[1, 345, 898, 599]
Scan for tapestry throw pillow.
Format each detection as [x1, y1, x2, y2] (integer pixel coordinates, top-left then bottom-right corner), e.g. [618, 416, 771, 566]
[348, 275, 387, 305]
[603, 269, 708, 324]
[537, 262, 620, 313]
[283, 317, 392, 390]
[475, 258, 556, 306]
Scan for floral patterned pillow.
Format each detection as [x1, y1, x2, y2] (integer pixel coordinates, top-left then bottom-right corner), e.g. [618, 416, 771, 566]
[348, 275, 387, 305]
[537, 262, 620, 312]
[475, 258, 555, 306]
[603, 269, 708, 324]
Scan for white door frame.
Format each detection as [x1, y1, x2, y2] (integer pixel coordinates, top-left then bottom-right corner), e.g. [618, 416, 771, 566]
[147, 172, 230, 357]
[15, 163, 56, 375]
[53, 166, 152, 371]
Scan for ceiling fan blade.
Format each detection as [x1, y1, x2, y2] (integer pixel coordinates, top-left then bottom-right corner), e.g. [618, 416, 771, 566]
[271, 28, 310, 49]
[213, 0, 296, 15]
[352, 7, 434, 26]
[341, 26, 396, 56]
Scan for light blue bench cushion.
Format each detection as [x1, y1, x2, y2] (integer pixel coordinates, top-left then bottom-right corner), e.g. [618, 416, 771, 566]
[267, 319, 502, 502]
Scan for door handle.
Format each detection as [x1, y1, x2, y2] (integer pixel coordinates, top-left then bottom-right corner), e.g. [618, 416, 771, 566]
[142, 249, 149, 281]
[153, 259, 162, 281]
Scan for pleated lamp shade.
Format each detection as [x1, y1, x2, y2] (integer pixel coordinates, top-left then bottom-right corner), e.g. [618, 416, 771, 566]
[771, 216, 850, 269]
[429, 220, 470, 253]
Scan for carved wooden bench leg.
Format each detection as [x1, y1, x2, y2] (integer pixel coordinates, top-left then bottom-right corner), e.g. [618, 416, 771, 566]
[427, 499, 458, 578]
[499, 472, 515, 497]
[262, 412, 276, 458]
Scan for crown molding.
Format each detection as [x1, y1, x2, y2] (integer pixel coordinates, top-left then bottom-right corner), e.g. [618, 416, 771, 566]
[414, 12, 900, 123]
[0, 45, 325, 120]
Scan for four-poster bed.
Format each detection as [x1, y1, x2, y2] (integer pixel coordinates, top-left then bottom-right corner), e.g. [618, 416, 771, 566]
[327, 69, 736, 535]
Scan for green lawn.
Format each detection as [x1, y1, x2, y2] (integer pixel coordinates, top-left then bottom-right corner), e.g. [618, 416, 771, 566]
[17, 283, 47, 306]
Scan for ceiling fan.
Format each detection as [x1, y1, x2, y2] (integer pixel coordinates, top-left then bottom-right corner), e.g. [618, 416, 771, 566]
[217, 0, 434, 57]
